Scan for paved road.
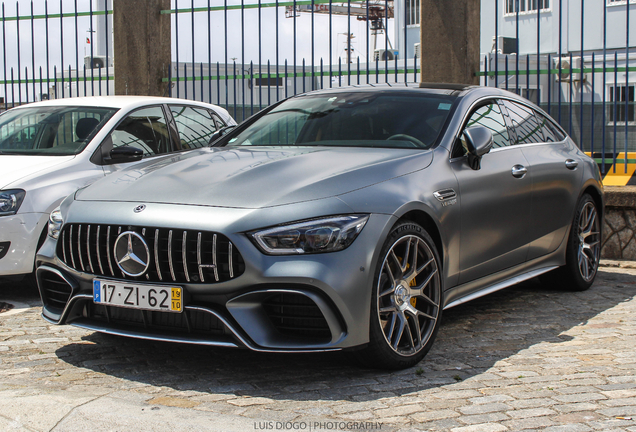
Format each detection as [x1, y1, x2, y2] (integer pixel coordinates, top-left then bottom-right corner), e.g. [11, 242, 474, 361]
[1, 264, 635, 432]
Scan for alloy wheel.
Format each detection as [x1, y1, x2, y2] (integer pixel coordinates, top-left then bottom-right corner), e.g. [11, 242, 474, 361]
[377, 234, 441, 356]
[577, 202, 600, 282]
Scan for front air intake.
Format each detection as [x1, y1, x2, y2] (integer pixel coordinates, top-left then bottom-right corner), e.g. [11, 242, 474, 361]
[39, 270, 73, 313]
[262, 293, 332, 341]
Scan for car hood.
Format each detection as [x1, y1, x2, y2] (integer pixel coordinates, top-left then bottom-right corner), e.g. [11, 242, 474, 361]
[76, 146, 433, 209]
[0, 155, 76, 189]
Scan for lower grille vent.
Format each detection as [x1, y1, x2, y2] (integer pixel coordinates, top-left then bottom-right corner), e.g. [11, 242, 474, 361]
[40, 272, 73, 312]
[89, 304, 226, 336]
[262, 293, 331, 341]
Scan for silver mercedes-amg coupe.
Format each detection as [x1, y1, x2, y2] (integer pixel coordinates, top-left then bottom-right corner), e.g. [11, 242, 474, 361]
[36, 84, 603, 369]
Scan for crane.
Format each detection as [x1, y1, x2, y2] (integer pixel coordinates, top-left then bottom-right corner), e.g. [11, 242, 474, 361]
[286, 1, 395, 58]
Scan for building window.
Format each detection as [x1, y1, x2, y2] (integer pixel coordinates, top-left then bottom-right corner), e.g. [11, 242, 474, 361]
[505, 0, 550, 15]
[607, 0, 636, 6]
[608, 85, 635, 124]
[255, 77, 283, 87]
[406, 0, 419, 26]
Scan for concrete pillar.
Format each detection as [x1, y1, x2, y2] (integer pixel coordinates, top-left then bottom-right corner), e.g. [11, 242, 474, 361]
[419, 0, 480, 85]
[113, 0, 171, 96]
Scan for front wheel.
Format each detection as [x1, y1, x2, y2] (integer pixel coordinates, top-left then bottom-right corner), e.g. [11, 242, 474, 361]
[542, 194, 601, 291]
[356, 222, 443, 370]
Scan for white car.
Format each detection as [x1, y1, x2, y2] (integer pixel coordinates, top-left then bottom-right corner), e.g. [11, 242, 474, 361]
[0, 96, 235, 284]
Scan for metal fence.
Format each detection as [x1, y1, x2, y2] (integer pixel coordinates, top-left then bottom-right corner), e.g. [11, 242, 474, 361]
[0, 1, 634, 179]
[480, 0, 635, 180]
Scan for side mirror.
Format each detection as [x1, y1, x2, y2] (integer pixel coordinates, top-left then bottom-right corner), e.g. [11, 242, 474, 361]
[208, 125, 237, 145]
[107, 146, 143, 163]
[463, 126, 493, 170]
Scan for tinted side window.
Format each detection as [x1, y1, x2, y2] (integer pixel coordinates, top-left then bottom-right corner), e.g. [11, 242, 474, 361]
[535, 111, 566, 142]
[502, 100, 545, 144]
[110, 106, 172, 157]
[463, 102, 511, 151]
[170, 105, 219, 149]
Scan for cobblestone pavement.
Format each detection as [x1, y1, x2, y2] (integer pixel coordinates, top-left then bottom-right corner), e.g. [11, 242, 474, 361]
[1, 265, 635, 432]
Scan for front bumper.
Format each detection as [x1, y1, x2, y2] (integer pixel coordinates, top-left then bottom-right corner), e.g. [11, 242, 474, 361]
[0, 212, 48, 276]
[36, 205, 394, 352]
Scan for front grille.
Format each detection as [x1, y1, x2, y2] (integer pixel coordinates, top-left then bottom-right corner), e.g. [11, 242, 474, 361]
[39, 271, 73, 312]
[262, 293, 331, 341]
[89, 303, 226, 336]
[56, 224, 245, 284]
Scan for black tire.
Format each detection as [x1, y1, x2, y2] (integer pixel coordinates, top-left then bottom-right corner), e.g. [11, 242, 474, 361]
[356, 221, 443, 370]
[541, 194, 601, 291]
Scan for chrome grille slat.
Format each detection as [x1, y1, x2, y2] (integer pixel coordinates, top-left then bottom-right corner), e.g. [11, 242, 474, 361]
[77, 225, 85, 272]
[197, 232, 204, 283]
[213, 234, 219, 282]
[69, 225, 76, 269]
[154, 229, 162, 281]
[106, 226, 114, 276]
[62, 231, 67, 264]
[96, 226, 104, 275]
[117, 227, 125, 278]
[182, 231, 190, 282]
[229, 242, 233, 278]
[86, 225, 94, 273]
[57, 224, 243, 284]
[168, 230, 176, 282]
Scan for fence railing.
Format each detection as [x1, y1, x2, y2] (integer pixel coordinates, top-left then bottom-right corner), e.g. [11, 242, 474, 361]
[479, 1, 635, 179]
[0, 0, 634, 180]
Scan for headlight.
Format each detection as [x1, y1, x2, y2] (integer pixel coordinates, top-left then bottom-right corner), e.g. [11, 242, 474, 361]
[0, 189, 26, 216]
[48, 207, 64, 239]
[251, 214, 369, 255]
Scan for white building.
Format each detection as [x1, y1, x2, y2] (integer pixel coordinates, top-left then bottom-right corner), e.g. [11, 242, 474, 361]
[394, 0, 635, 150]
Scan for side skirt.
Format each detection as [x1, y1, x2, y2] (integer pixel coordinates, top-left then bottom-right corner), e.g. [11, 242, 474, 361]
[443, 265, 558, 310]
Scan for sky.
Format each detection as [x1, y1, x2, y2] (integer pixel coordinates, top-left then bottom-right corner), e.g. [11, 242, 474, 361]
[0, 0, 395, 101]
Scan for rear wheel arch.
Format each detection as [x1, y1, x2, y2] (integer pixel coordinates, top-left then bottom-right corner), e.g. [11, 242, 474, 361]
[582, 185, 603, 222]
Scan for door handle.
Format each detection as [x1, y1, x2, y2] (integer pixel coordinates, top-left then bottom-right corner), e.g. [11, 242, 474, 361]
[565, 159, 578, 170]
[511, 164, 528, 178]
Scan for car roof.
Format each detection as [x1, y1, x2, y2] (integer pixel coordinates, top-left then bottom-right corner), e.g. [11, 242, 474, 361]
[10, 96, 223, 111]
[297, 82, 536, 102]
[297, 82, 481, 98]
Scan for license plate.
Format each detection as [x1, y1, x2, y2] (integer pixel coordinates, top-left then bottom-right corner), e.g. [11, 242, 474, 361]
[93, 279, 183, 313]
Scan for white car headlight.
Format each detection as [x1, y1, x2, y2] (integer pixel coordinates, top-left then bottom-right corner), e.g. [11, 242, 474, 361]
[0, 189, 26, 216]
[48, 207, 64, 239]
[251, 214, 369, 255]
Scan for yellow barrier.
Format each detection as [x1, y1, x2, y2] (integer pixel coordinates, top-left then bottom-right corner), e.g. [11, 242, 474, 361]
[586, 152, 636, 187]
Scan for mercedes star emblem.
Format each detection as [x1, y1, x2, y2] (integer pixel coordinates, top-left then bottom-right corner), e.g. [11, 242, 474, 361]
[114, 231, 150, 277]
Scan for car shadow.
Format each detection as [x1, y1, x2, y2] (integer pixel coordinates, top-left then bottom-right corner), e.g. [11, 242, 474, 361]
[0, 277, 42, 307]
[53, 268, 636, 401]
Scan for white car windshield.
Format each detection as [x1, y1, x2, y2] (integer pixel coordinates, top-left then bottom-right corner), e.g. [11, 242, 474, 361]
[0, 106, 117, 156]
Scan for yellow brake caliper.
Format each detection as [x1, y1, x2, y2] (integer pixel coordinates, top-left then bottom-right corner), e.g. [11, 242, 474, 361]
[399, 257, 418, 307]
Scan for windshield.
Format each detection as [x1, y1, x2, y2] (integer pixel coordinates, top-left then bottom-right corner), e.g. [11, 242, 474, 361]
[0, 106, 117, 156]
[225, 92, 457, 149]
